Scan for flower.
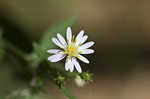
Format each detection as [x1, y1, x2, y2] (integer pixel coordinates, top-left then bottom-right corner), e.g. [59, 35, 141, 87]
[47, 27, 94, 73]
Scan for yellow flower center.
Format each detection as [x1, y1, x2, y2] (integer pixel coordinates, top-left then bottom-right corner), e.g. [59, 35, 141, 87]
[63, 35, 79, 59]
[65, 44, 78, 57]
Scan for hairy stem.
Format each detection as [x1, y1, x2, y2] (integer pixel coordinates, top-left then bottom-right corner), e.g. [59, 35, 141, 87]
[60, 84, 76, 99]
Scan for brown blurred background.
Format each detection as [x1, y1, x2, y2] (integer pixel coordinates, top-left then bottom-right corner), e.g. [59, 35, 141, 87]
[0, 0, 150, 99]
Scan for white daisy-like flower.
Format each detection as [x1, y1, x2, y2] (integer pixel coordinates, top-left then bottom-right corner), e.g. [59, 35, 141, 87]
[47, 27, 94, 73]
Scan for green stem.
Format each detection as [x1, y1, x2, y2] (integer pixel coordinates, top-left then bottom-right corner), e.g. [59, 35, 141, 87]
[60, 84, 76, 99]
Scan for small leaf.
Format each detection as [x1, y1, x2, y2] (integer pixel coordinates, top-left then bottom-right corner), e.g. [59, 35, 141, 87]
[32, 42, 48, 61]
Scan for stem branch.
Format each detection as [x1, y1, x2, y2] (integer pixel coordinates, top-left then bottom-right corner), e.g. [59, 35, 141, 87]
[60, 84, 76, 99]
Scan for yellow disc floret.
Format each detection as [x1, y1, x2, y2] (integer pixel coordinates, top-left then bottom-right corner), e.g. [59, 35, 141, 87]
[66, 44, 78, 56]
[63, 35, 80, 59]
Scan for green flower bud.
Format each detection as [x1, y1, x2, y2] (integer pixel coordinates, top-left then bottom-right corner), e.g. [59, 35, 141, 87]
[80, 72, 93, 82]
[55, 74, 65, 85]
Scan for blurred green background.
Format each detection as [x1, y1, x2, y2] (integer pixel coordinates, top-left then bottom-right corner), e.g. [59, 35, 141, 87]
[0, 0, 150, 99]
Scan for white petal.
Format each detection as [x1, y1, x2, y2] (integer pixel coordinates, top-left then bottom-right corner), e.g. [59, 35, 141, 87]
[57, 33, 67, 47]
[78, 55, 89, 64]
[69, 63, 74, 72]
[75, 30, 84, 46]
[66, 27, 72, 44]
[69, 58, 74, 72]
[72, 58, 82, 73]
[78, 41, 95, 50]
[79, 49, 94, 54]
[48, 53, 65, 62]
[65, 59, 70, 71]
[47, 49, 62, 54]
[65, 58, 74, 72]
[76, 30, 84, 40]
[80, 35, 88, 44]
[52, 37, 64, 49]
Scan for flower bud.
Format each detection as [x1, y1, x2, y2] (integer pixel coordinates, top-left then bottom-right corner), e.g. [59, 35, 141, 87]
[80, 72, 92, 82]
[74, 75, 86, 87]
[55, 75, 65, 85]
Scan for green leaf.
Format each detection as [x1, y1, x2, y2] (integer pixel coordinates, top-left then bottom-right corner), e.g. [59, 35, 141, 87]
[30, 16, 77, 63]
[32, 42, 47, 62]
